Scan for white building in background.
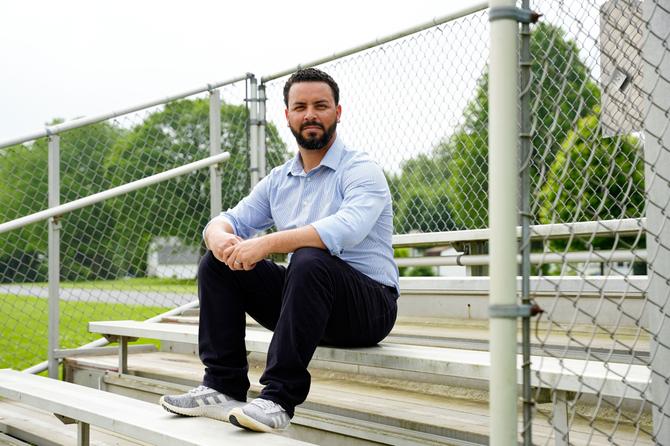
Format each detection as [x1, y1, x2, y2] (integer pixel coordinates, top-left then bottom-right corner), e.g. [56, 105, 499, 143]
[147, 237, 200, 279]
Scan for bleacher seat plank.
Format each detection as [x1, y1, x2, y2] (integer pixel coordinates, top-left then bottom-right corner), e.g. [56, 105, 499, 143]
[88, 320, 650, 400]
[66, 351, 650, 446]
[0, 369, 312, 446]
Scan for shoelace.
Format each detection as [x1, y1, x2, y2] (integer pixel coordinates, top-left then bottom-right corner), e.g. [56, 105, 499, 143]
[188, 385, 209, 395]
[251, 398, 283, 413]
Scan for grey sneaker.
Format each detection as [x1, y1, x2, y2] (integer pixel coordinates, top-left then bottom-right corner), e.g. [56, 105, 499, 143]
[228, 398, 291, 432]
[159, 385, 245, 421]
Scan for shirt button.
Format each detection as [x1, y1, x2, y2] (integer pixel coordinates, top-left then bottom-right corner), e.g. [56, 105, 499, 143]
[303, 201, 308, 206]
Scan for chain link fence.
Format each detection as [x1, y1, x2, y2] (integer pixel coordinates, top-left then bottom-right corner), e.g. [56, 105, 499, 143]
[263, 8, 491, 234]
[521, 0, 667, 444]
[1, 1, 668, 443]
[0, 79, 262, 371]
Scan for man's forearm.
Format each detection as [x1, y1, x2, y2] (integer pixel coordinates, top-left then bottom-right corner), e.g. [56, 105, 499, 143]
[204, 216, 235, 249]
[262, 225, 326, 254]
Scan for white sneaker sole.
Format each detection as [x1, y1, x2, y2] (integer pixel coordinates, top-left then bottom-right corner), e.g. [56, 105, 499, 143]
[159, 396, 243, 422]
[228, 407, 288, 433]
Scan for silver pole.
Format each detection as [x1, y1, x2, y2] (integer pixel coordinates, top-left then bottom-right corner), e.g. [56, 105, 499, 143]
[643, 0, 670, 442]
[0, 73, 252, 150]
[47, 135, 60, 379]
[489, 0, 520, 444]
[394, 249, 646, 268]
[248, 77, 260, 188]
[391, 217, 646, 248]
[519, 1, 532, 444]
[258, 84, 267, 179]
[260, 2, 488, 83]
[209, 89, 222, 218]
[0, 153, 230, 235]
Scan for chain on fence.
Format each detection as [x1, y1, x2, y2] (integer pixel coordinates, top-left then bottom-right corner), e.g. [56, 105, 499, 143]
[0, 0, 668, 443]
[263, 8, 491, 235]
[524, 0, 668, 444]
[0, 80, 254, 372]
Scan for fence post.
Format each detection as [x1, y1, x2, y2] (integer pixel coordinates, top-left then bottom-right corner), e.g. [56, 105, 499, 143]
[642, 0, 670, 442]
[209, 89, 222, 218]
[248, 76, 259, 188]
[518, 1, 533, 445]
[47, 134, 61, 379]
[258, 84, 267, 179]
[489, 0, 520, 445]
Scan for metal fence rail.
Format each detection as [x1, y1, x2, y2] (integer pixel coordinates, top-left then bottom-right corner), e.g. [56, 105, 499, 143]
[1, 1, 668, 444]
[0, 76, 255, 376]
[512, 0, 668, 444]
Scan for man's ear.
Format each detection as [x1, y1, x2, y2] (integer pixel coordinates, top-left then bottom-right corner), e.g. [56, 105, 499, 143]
[336, 104, 342, 123]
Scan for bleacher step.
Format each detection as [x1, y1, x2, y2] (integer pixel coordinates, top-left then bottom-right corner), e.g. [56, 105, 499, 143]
[0, 433, 32, 446]
[64, 350, 650, 446]
[0, 369, 312, 446]
[0, 399, 148, 446]
[88, 320, 650, 399]
[159, 313, 649, 362]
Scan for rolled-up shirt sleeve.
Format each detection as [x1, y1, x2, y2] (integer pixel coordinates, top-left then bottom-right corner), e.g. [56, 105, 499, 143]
[311, 162, 388, 255]
[204, 174, 274, 241]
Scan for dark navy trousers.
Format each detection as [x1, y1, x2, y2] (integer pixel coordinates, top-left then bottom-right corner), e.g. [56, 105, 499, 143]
[198, 247, 398, 417]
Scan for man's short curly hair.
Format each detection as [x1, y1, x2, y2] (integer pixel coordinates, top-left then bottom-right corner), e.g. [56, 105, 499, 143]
[283, 68, 340, 107]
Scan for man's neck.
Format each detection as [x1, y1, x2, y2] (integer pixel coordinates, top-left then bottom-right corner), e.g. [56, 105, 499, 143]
[299, 134, 336, 173]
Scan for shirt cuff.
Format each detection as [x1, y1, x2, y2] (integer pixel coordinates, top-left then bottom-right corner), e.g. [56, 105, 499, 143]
[310, 219, 343, 256]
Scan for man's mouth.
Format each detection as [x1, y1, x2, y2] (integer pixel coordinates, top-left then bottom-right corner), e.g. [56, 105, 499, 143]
[302, 124, 323, 131]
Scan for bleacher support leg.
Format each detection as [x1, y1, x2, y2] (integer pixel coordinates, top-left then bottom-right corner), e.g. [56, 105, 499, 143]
[77, 421, 90, 446]
[118, 336, 128, 375]
[552, 390, 569, 446]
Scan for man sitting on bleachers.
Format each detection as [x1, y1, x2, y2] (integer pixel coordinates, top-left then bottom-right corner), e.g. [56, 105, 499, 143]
[160, 67, 399, 433]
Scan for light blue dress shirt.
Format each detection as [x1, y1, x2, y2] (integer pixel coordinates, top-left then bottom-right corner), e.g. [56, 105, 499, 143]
[216, 136, 399, 292]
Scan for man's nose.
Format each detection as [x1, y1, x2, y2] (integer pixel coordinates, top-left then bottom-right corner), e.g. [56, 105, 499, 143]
[303, 108, 318, 121]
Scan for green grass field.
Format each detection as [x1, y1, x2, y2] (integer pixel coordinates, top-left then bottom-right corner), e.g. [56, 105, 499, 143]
[0, 293, 169, 372]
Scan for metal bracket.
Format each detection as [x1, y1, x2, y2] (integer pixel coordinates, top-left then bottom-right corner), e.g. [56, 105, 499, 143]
[489, 303, 542, 319]
[54, 413, 77, 425]
[489, 6, 542, 24]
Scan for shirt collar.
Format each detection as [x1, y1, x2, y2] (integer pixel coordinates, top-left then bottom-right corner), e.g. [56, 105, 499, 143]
[288, 136, 345, 176]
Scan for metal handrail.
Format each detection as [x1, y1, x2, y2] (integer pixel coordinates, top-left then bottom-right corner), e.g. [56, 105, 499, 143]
[395, 249, 647, 267]
[392, 217, 646, 247]
[260, 2, 488, 83]
[0, 74, 252, 150]
[0, 152, 230, 234]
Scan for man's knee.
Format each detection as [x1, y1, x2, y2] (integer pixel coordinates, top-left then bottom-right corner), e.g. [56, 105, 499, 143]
[198, 250, 232, 280]
[289, 247, 332, 273]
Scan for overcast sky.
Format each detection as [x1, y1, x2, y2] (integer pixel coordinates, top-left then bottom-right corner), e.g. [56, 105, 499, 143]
[0, 1, 483, 142]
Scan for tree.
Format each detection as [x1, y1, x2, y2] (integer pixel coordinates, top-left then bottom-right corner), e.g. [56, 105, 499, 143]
[536, 108, 645, 273]
[105, 98, 289, 276]
[0, 121, 125, 282]
[1, 98, 289, 282]
[392, 22, 602, 232]
[538, 108, 645, 226]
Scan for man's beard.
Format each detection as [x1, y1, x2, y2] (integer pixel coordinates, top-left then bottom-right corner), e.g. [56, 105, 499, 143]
[290, 120, 337, 151]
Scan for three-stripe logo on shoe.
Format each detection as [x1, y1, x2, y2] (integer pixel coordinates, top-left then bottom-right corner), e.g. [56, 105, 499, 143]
[272, 415, 283, 427]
